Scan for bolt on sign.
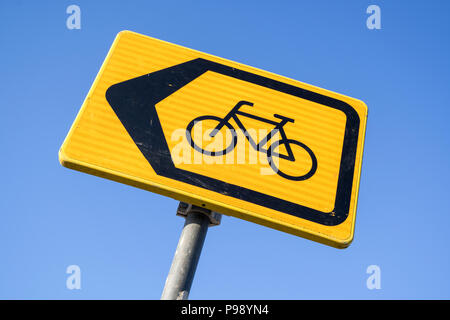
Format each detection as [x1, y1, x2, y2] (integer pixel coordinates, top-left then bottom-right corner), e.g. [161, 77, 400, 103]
[59, 31, 368, 248]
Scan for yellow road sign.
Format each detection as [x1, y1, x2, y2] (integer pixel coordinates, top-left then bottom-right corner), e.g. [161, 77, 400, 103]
[59, 30, 367, 248]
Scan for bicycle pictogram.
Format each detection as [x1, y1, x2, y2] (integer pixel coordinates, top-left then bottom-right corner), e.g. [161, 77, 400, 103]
[185, 100, 318, 181]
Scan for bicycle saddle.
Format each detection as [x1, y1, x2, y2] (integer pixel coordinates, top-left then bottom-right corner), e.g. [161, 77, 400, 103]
[273, 113, 295, 123]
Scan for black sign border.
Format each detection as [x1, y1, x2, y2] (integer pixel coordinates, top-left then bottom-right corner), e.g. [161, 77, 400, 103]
[105, 58, 360, 226]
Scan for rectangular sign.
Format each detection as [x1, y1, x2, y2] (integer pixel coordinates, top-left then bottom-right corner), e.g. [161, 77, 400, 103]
[59, 30, 368, 248]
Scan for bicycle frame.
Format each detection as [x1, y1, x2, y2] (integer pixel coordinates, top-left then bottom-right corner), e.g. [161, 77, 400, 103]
[212, 101, 295, 161]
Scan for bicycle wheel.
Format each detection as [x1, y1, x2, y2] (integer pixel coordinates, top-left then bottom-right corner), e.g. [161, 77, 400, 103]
[267, 139, 317, 181]
[186, 115, 237, 156]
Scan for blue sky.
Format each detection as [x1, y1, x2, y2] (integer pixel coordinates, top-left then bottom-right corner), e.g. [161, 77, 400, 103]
[1, 0, 449, 299]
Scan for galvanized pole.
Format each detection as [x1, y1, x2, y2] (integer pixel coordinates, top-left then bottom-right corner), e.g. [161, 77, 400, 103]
[161, 202, 221, 300]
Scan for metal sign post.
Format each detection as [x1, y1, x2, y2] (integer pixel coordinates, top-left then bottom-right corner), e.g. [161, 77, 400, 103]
[161, 202, 222, 300]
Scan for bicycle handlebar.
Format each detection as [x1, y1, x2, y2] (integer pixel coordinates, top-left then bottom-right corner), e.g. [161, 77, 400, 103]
[235, 100, 254, 109]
